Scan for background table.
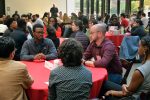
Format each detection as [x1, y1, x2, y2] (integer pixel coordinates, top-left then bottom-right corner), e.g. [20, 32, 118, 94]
[106, 34, 124, 47]
[23, 60, 108, 100]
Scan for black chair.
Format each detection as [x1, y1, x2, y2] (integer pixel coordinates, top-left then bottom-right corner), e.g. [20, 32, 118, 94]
[140, 91, 150, 100]
[120, 58, 133, 84]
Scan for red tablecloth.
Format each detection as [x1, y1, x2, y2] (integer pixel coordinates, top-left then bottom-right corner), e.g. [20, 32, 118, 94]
[106, 35, 124, 47]
[23, 60, 108, 100]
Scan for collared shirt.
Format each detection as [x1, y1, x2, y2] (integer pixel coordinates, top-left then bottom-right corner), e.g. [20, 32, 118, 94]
[20, 38, 57, 61]
[83, 38, 122, 74]
[49, 65, 92, 100]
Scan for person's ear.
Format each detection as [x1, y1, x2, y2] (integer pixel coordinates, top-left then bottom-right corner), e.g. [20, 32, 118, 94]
[76, 26, 79, 30]
[9, 51, 15, 60]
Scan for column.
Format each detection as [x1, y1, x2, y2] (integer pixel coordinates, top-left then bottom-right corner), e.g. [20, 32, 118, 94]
[80, 0, 84, 13]
[106, 0, 110, 15]
[96, 0, 99, 19]
[101, 0, 105, 17]
[86, 0, 89, 18]
[117, 0, 120, 16]
[125, 0, 131, 15]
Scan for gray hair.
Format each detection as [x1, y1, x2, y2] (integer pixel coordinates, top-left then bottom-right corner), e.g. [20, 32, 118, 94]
[95, 23, 107, 35]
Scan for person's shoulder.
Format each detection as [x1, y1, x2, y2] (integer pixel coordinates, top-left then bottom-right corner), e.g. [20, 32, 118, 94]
[103, 38, 114, 45]
[10, 60, 27, 69]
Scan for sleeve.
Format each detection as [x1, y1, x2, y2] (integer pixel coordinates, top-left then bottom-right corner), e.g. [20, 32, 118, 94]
[45, 39, 58, 60]
[136, 65, 146, 79]
[48, 71, 57, 100]
[83, 44, 92, 60]
[20, 41, 34, 61]
[94, 43, 115, 67]
[21, 66, 33, 89]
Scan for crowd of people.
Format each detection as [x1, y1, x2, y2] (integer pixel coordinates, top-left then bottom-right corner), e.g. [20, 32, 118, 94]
[0, 4, 150, 100]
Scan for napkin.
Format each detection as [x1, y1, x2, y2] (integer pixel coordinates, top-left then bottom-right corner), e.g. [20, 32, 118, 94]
[44, 61, 57, 70]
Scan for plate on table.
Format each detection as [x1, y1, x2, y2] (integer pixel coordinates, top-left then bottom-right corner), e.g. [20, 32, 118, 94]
[33, 59, 45, 63]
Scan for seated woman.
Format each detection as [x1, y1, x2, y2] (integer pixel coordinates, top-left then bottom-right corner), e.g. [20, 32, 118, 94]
[70, 20, 90, 51]
[48, 39, 92, 100]
[49, 17, 62, 38]
[131, 19, 146, 39]
[46, 26, 60, 49]
[104, 36, 150, 100]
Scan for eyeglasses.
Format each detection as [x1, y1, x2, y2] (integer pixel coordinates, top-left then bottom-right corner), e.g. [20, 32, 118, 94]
[36, 31, 44, 34]
[50, 20, 55, 22]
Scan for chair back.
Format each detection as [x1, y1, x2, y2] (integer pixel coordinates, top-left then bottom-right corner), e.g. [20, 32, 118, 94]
[120, 58, 133, 84]
[140, 91, 150, 100]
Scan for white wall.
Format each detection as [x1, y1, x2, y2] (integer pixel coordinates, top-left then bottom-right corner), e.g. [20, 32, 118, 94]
[5, 0, 67, 18]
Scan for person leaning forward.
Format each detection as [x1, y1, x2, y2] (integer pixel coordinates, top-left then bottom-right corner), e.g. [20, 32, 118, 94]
[20, 24, 57, 61]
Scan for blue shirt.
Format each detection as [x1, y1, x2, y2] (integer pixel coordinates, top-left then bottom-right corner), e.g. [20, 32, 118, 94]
[20, 38, 57, 61]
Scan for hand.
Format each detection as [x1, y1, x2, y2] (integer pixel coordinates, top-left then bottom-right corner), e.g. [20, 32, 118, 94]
[39, 53, 46, 60]
[85, 61, 95, 67]
[105, 90, 114, 96]
[96, 55, 101, 60]
[122, 84, 128, 96]
[34, 53, 46, 60]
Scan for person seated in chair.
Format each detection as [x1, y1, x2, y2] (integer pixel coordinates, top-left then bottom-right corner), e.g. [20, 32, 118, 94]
[0, 37, 33, 100]
[105, 36, 150, 100]
[48, 39, 92, 100]
[20, 24, 57, 61]
[83, 23, 122, 85]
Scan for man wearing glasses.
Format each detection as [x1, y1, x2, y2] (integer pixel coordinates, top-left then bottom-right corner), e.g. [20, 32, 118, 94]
[83, 23, 122, 84]
[20, 24, 57, 61]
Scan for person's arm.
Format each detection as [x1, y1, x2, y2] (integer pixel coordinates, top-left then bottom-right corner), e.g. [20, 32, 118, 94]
[20, 41, 35, 61]
[126, 70, 144, 93]
[83, 44, 92, 60]
[94, 44, 115, 67]
[45, 39, 58, 60]
[21, 65, 34, 89]
[105, 70, 144, 97]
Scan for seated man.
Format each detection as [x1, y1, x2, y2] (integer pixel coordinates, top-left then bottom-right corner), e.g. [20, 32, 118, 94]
[83, 23, 122, 84]
[20, 24, 57, 61]
[0, 37, 34, 100]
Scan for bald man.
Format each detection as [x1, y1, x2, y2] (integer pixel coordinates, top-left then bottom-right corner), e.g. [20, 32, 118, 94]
[83, 23, 122, 84]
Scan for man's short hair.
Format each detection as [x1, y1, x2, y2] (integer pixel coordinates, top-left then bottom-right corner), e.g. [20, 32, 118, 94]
[0, 37, 15, 58]
[120, 13, 126, 18]
[5, 18, 16, 27]
[58, 38, 83, 67]
[33, 24, 44, 32]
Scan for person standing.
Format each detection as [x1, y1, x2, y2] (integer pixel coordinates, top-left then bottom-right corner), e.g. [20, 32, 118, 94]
[50, 4, 58, 18]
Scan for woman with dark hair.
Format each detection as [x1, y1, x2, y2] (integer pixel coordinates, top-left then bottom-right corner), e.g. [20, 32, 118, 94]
[131, 19, 146, 39]
[104, 36, 150, 100]
[49, 17, 62, 37]
[48, 39, 92, 100]
[46, 26, 60, 49]
[70, 20, 90, 51]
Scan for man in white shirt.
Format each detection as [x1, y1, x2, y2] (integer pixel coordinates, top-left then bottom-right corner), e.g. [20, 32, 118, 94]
[0, 15, 7, 36]
[141, 13, 148, 28]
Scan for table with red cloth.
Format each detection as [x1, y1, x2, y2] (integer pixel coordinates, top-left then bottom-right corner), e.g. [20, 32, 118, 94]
[106, 34, 124, 53]
[22, 60, 108, 100]
[106, 34, 124, 47]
